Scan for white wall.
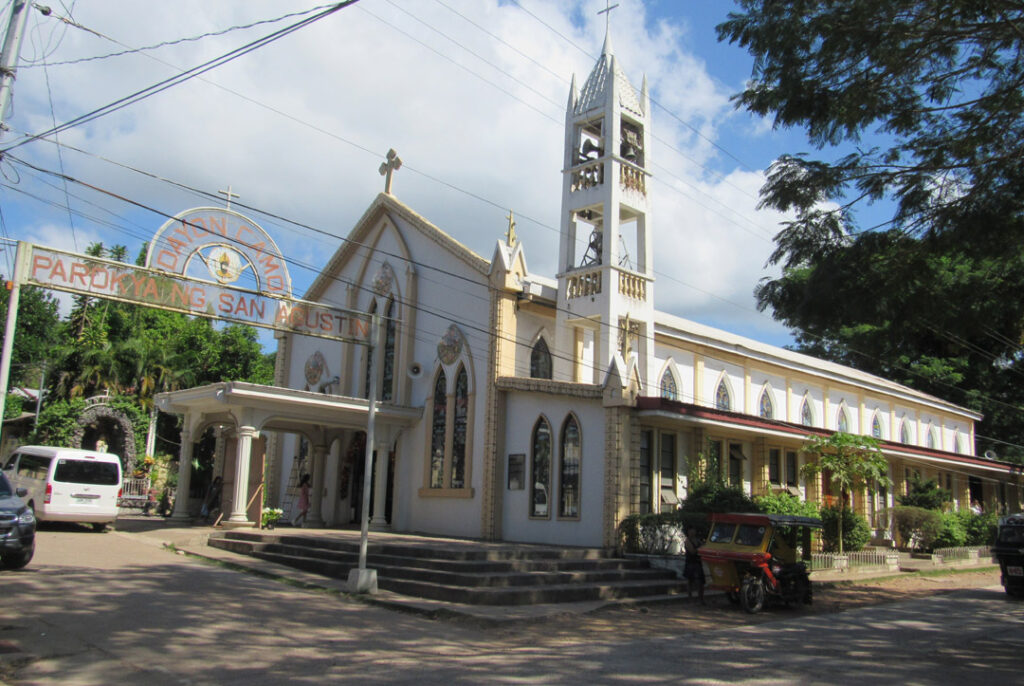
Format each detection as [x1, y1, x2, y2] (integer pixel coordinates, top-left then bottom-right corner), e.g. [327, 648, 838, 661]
[501, 391, 605, 547]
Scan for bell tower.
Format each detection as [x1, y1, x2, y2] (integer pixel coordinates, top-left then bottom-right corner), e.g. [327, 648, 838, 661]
[554, 27, 654, 388]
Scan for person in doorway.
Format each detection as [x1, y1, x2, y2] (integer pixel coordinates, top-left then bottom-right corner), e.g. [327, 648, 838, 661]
[292, 474, 311, 527]
[683, 526, 705, 604]
[200, 476, 223, 523]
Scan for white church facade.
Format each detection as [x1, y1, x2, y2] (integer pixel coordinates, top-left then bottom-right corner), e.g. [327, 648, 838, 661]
[160, 32, 1022, 547]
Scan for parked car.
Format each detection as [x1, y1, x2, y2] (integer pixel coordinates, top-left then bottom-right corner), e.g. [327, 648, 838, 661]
[700, 512, 822, 613]
[0, 471, 36, 569]
[3, 446, 122, 531]
[992, 513, 1024, 597]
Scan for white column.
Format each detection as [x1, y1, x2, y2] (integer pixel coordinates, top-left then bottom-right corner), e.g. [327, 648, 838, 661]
[306, 443, 328, 528]
[227, 425, 258, 524]
[370, 441, 390, 529]
[170, 422, 194, 521]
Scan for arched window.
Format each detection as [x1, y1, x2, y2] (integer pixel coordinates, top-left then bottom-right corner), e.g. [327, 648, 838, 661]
[451, 367, 468, 489]
[801, 397, 813, 426]
[715, 379, 731, 411]
[381, 298, 397, 402]
[559, 415, 581, 518]
[531, 418, 552, 518]
[530, 338, 552, 379]
[758, 388, 773, 419]
[660, 370, 678, 401]
[837, 405, 849, 433]
[429, 371, 446, 488]
[926, 425, 936, 449]
[900, 420, 910, 444]
[871, 414, 882, 439]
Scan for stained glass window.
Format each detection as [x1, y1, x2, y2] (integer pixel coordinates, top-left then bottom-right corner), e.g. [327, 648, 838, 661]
[451, 367, 468, 489]
[531, 418, 552, 517]
[381, 299, 396, 402]
[430, 371, 446, 488]
[759, 389, 773, 419]
[715, 379, 731, 411]
[801, 398, 813, 426]
[660, 370, 677, 401]
[559, 416, 580, 518]
[530, 338, 552, 379]
[872, 415, 882, 439]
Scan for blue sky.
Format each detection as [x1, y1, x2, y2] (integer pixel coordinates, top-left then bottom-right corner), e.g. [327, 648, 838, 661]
[0, 0, 832, 351]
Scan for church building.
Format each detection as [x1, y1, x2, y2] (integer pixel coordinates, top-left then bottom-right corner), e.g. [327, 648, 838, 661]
[160, 29, 1023, 548]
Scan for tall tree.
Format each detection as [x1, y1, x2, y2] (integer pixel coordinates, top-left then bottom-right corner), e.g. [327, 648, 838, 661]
[0, 283, 61, 387]
[800, 432, 891, 555]
[718, 2, 1024, 460]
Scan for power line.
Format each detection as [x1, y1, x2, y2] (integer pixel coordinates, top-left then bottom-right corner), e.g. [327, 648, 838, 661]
[0, 1, 360, 154]
[22, 3, 338, 68]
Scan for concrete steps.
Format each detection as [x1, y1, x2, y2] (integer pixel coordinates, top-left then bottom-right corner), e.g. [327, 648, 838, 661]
[209, 531, 688, 605]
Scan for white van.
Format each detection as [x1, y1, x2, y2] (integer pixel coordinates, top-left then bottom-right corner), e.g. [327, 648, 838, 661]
[3, 446, 122, 531]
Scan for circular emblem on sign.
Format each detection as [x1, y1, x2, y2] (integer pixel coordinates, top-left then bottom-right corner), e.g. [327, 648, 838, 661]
[304, 351, 327, 387]
[199, 244, 251, 284]
[145, 207, 292, 296]
[437, 324, 464, 365]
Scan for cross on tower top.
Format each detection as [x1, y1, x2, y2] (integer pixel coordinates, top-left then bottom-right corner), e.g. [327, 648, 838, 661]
[597, 0, 619, 34]
[379, 148, 402, 195]
[505, 210, 518, 246]
[218, 185, 240, 210]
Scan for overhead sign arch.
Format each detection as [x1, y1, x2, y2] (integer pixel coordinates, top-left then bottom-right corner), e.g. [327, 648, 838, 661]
[145, 207, 292, 297]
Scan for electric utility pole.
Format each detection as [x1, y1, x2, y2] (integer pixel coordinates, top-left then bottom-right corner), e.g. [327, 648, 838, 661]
[0, 2, 33, 447]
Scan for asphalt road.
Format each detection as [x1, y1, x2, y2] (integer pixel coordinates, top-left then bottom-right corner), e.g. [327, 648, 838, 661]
[1, 525, 1022, 685]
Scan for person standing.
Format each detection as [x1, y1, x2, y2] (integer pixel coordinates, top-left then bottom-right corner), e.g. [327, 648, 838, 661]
[292, 474, 311, 527]
[683, 526, 705, 604]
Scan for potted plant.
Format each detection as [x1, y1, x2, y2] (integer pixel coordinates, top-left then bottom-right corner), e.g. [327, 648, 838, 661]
[261, 507, 283, 529]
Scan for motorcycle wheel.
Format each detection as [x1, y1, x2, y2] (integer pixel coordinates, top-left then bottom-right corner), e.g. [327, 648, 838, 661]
[740, 577, 765, 614]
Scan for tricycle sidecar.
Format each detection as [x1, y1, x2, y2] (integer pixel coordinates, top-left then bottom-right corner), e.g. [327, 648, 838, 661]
[700, 512, 822, 614]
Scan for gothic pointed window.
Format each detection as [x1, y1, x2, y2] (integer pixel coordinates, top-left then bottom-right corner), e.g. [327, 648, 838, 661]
[926, 425, 936, 450]
[530, 337, 552, 379]
[531, 417, 552, 518]
[872, 414, 882, 439]
[559, 415, 581, 518]
[381, 298, 396, 402]
[451, 366, 468, 489]
[900, 421, 910, 444]
[660, 370, 678, 401]
[759, 388, 773, 419]
[837, 405, 849, 433]
[801, 397, 813, 426]
[715, 379, 731, 411]
[429, 371, 447, 488]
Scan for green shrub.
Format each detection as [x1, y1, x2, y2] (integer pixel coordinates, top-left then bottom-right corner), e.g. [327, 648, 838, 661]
[963, 510, 999, 546]
[680, 481, 760, 514]
[892, 505, 943, 551]
[898, 475, 952, 511]
[932, 511, 968, 549]
[754, 492, 820, 518]
[819, 505, 871, 553]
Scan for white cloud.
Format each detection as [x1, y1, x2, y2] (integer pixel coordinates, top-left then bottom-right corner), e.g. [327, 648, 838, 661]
[3, 0, 794, 345]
